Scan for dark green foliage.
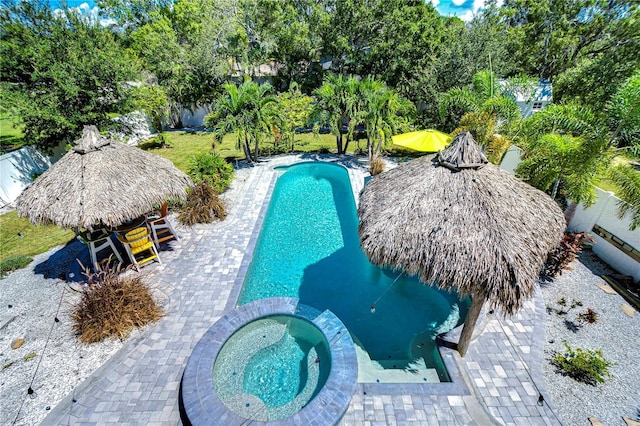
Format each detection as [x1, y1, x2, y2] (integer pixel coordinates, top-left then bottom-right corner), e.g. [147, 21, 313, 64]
[552, 341, 612, 385]
[187, 152, 234, 193]
[608, 164, 640, 230]
[1, 2, 139, 151]
[542, 232, 593, 278]
[0, 255, 33, 278]
[178, 182, 227, 225]
[139, 133, 173, 150]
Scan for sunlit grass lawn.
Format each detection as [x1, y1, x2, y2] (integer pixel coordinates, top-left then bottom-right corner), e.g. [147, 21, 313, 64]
[0, 116, 26, 151]
[0, 129, 359, 264]
[143, 129, 357, 173]
[0, 210, 75, 263]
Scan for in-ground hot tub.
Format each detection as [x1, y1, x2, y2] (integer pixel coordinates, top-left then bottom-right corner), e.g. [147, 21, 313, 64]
[181, 298, 357, 425]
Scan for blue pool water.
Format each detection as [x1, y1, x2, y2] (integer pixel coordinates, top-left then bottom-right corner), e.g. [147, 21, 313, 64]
[213, 314, 331, 419]
[239, 162, 468, 377]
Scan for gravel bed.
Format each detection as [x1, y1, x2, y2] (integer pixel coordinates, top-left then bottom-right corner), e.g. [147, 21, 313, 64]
[541, 250, 640, 426]
[0, 241, 144, 426]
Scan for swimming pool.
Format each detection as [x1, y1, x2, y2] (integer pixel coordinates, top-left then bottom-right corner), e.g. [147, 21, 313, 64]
[238, 162, 468, 381]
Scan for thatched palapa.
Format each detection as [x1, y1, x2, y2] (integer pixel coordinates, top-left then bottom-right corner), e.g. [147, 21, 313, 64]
[16, 126, 193, 229]
[358, 131, 565, 356]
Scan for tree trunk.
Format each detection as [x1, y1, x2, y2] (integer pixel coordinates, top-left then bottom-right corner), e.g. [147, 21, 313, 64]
[457, 293, 486, 357]
[254, 134, 259, 162]
[336, 132, 343, 155]
[551, 178, 560, 199]
[344, 136, 350, 154]
[243, 136, 253, 163]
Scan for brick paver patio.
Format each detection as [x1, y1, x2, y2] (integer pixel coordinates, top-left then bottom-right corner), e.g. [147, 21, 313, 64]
[43, 154, 561, 425]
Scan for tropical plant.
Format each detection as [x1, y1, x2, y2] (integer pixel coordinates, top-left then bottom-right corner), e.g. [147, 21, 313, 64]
[178, 182, 227, 225]
[452, 112, 511, 164]
[606, 70, 640, 154]
[541, 232, 593, 278]
[552, 341, 612, 385]
[313, 74, 360, 155]
[205, 81, 279, 162]
[357, 77, 415, 161]
[369, 156, 385, 176]
[515, 104, 612, 205]
[278, 83, 314, 152]
[438, 70, 522, 134]
[577, 308, 599, 325]
[187, 152, 234, 193]
[72, 262, 163, 343]
[607, 164, 640, 230]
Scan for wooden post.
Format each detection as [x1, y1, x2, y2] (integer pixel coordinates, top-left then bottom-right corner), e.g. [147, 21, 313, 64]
[457, 293, 486, 357]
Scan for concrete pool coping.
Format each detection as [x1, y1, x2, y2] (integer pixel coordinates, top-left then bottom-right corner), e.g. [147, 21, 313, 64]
[180, 297, 358, 425]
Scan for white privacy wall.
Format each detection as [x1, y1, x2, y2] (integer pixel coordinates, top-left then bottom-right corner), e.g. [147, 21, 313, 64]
[567, 187, 640, 282]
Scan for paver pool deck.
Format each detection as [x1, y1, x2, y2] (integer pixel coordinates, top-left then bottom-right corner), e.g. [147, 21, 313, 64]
[43, 154, 561, 425]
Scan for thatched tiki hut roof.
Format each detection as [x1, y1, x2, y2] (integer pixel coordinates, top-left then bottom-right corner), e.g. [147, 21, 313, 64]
[16, 125, 193, 229]
[358, 131, 565, 356]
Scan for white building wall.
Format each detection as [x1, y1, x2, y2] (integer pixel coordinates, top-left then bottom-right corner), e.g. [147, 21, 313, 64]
[499, 145, 522, 174]
[567, 187, 640, 282]
[181, 105, 211, 128]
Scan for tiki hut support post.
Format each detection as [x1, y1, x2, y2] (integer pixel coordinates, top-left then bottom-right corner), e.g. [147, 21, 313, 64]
[457, 292, 486, 357]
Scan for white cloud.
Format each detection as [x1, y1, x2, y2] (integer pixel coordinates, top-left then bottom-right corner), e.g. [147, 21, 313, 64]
[452, 0, 467, 6]
[458, 10, 474, 22]
[430, 0, 441, 7]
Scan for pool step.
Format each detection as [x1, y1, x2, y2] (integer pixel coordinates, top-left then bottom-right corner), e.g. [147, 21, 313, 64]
[354, 344, 441, 383]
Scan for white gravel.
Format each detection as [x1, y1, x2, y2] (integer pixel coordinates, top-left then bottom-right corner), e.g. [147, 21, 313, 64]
[0, 242, 143, 426]
[541, 250, 640, 426]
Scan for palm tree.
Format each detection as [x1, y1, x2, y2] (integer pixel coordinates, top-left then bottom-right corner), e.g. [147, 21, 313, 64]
[205, 81, 278, 162]
[608, 164, 640, 230]
[438, 70, 522, 134]
[515, 103, 611, 206]
[357, 77, 414, 161]
[313, 74, 359, 155]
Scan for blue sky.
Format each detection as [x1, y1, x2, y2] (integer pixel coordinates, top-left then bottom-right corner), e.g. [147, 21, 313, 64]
[51, 1, 487, 23]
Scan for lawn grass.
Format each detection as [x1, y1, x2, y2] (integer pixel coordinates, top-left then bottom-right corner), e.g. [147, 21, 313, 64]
[0, 116, 26, 151]
[0, 210, 75, 263]
[142, 130, 357, 173]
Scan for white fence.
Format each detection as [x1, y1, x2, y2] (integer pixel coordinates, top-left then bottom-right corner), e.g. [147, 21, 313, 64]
[567, 188, 640, 282]
[500, 145, 639, 283]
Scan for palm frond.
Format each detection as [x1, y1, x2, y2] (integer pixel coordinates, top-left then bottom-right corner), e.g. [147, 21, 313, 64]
[608, 164, 640, 230]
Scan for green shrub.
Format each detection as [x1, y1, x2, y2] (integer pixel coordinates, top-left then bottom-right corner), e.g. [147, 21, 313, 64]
[178, 182, 227, 225]
[552, 341, 612, 385]
[0, 255, 33, 278]
[139, 133, 173, 149]
[187, 151, 234, 193]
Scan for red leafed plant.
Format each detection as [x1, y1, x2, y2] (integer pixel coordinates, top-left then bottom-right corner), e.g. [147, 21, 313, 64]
[541, 232, 594, 278]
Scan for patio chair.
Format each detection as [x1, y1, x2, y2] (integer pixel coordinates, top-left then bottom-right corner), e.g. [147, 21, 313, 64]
[117, 227, 161, 271]
[146, 202, 179, 249]
[77, 227, 123, 271]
